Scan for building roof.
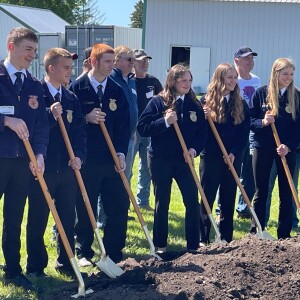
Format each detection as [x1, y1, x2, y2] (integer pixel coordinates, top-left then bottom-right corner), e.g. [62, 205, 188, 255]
[209, 0, 300, 2]
[0, 3, 69, 33]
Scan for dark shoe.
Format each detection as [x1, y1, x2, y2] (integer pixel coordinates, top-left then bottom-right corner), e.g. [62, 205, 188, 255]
[128, 215, 135, 221]
[5, 274, 35, 291]
[26, 270, 49, 278]
[236, 210, 251, 219]
[250, 226, 257, 234]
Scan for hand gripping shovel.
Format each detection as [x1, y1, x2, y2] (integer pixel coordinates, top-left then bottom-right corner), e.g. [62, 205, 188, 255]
[23, 140, 93, 298]
[270, 123, 300, 213]
[56, 116, 124, 278]
[172, 121, 223, 243]
[99, 121, 162, 260]
[206, 116, 274, 240]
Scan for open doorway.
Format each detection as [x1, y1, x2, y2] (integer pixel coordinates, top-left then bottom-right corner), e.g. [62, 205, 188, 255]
[171, 46, 190, 67]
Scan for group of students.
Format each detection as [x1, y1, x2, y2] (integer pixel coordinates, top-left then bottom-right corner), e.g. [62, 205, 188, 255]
[1, 26, 300, 292]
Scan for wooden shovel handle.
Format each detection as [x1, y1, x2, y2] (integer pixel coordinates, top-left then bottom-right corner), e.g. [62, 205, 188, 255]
[206, 116, 252, 207]
[23, 139, 74, 258]
[270, 123, 300, 210]
[173, 121, 213, 215]
[98, 122, 146, 227]
[57, 116, 98, 230]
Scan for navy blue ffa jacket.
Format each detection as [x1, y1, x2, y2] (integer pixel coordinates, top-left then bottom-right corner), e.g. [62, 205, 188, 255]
[69, 73, 130, 162]
[201, 94, 250, 157]
[42, 81, 86, 173]
[250, 85, 300, 151]
[0, 61, 48, 158]
[137, 94, 207, 161]
[110, 68, 138, 137]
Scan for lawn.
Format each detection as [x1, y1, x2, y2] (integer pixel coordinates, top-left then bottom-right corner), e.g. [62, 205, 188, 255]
[0, 156, 297, 299]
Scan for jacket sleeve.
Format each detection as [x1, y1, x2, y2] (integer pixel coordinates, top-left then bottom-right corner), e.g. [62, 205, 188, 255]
[137, 96, 170, 137]
[250, 88, 265, 132]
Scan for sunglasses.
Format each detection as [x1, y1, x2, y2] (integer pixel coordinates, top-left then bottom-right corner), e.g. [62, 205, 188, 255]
[119, 56, 135, 62]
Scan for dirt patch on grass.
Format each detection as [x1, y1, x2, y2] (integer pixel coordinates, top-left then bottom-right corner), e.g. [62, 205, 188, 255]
[41, 234, 300, 299]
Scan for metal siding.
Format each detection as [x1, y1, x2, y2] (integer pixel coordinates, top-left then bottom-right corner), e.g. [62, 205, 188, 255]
[0, 11, 23, 59]
[114, 26, 142, 49]
[145, 0, 300, 89]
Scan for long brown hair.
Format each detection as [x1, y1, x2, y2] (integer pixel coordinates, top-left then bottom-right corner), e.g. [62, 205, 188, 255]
[205, 63, 244, 124]
[267, 58, 298, 120]
[159, 64, 198, 107]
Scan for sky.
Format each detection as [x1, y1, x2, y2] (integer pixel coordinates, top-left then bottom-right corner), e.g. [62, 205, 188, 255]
[98, 0, 138, 27]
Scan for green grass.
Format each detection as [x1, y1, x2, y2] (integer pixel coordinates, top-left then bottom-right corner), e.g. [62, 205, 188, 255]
[0, 156, 297, 299]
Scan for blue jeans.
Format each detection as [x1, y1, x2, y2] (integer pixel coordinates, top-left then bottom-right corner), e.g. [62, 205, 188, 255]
[236, 145, 255, 214]
[132, 133, 151, 207]
[265, 152, 300, 227]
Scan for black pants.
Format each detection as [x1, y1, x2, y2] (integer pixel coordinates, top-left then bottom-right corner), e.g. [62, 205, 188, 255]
[199, 153, 242, 243]
[75, 159, 129, 263]
[26, 168, 77, 272]
[252, 148, 295, 239]
[0, 158, 30, 278]
[150, 156, 200, 250]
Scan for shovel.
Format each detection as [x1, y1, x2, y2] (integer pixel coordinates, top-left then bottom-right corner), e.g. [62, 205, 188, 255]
[56, 116, 124, 278]
[173, 121, 223, 243]
[270, 123, 300, 213]
[99, 121, 162, 260]
[23, 140, 93, 298]
[206, 116, 274, 240]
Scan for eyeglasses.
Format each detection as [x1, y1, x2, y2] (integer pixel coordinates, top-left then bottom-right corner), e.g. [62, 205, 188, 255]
[119, 56, 135, 62]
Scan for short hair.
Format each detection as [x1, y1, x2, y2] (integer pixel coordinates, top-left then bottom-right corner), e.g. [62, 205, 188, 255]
[114, 45, 133, 60]
[7, 27, 38, 45]
[90, 44, 114, 61]
[43, 48, 72, 73]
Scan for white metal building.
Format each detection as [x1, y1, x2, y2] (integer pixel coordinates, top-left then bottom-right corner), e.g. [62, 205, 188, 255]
[0, 3, 69, 79]
[144, 0, 300, 92]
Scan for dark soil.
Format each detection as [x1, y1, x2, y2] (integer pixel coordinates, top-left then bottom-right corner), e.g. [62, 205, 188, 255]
[41, 235, 300, 299]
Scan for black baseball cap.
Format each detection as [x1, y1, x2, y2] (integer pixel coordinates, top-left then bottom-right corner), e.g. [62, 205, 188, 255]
[134, 49, 152, 60]
[234, 46, 258, 58]
[84, 47, 92, 59]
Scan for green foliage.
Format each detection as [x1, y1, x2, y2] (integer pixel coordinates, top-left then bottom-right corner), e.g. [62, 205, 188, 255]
[73, 0, 106, 25]
[130, 0, 143, 28]
[1, 0, 77, 24]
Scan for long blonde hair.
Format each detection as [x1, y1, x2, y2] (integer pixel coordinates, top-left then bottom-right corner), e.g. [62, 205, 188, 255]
[205, 63, 244, 124]
[267, 58, 298, 120]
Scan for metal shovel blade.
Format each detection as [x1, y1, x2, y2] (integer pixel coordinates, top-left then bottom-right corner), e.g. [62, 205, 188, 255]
[71, 288, 94, 298]
[95, 256, 124, 278]
[256, 230, 275, 241]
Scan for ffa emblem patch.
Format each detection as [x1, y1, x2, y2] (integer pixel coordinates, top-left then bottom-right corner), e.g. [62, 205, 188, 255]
[189, 111, 197, 122]
[28, 95, 39, 109]
[66, 110, 73, 123]
[285, 104, 292, 114]
[109, 99, 117, 111]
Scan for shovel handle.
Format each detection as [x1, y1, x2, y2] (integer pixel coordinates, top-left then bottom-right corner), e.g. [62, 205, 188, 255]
[173, 122, 213, 215]
[23, 140, 74, 259]
[98, 122, 147, 227]
[57, 117, 98, 231]
[270, 123, 300, 211]
[173, 121, 222, 240]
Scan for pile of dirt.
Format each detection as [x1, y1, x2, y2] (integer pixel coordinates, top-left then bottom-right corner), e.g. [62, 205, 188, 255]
[41, 234, 300, 299]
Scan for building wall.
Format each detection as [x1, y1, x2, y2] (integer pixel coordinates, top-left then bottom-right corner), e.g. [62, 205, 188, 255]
[145, 0, 300, 89]
[0, 10, 23, 59]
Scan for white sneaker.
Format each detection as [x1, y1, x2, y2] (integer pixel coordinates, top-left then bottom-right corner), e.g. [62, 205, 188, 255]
[77, 257, 92, 267]
[156, 247, 166, 254]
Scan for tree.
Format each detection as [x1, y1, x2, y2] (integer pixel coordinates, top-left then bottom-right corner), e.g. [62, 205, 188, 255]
[1, 0, 77, 24]
[73, 0, 106, 25]
[130, 0, 143, 28]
